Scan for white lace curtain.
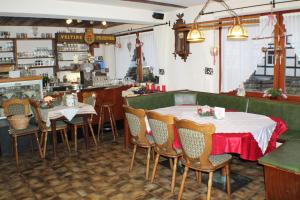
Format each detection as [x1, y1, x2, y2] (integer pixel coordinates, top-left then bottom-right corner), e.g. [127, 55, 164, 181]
[115, 34, 136, 79]
[284, 12, 300, 58]
[221, 16, 275, 92]
[139, 31, 158, 76]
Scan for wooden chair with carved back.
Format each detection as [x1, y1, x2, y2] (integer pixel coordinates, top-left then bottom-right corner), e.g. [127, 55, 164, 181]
[2, 98, 43, 169]
[175, 119, 232, 200]
[29, 99, 70, 158]
[123, 105, 154, 180]
[68, 92, 98, 152]
[146, 111, 182, 193]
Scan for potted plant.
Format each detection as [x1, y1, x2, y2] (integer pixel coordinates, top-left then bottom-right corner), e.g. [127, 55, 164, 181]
[263, 88, 287, 99]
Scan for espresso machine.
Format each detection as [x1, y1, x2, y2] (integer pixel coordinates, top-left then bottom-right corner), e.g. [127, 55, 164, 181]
[80, 61, 94, 87]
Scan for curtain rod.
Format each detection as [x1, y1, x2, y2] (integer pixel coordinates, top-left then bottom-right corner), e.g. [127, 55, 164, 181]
[113, 21, 170, 36]
[202, 0, 300, 15]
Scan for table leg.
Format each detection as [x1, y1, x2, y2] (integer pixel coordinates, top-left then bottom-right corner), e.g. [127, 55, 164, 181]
[83, 115, 89, 150]
[51, 119, 57, 158]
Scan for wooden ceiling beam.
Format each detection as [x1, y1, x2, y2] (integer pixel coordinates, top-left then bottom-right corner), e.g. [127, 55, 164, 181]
[121, 0, 187, 8]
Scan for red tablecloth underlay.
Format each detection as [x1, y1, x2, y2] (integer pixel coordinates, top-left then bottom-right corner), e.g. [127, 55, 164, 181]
[149, 115, 287, 161]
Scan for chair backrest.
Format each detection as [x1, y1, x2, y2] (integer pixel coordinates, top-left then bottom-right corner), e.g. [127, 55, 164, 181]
[29, 99, 46, 130]
[175, 119, 215, 169]
[2, 98, 30, 117]
[81, 92, 96, 120]
[174, 92, 197, 105]
[82, 92, 96, 107]
[146, 111, 177, 155]
[123, 105, 151, 145]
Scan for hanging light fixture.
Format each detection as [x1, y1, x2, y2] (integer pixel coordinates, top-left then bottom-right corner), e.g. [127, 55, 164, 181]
[188, 0, 248, 42]
[217, 0, 248, 40]
[187, 0, 210, 43]
[227, 18, 248, 40]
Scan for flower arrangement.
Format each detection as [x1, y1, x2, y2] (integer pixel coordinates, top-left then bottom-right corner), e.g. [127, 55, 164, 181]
[263, 88, 287, 99]
[197, 105, 214, 117]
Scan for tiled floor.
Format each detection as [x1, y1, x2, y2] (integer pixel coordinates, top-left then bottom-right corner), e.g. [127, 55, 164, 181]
[0, 132, 266, 200]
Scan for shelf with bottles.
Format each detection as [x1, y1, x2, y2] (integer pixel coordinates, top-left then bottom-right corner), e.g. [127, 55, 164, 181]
[0, 40, 15, 65]
[57, 43, 89, 52]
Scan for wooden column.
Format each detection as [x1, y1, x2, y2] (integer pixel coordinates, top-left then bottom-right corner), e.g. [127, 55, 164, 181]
[273, 14, 286, 90]
[136, 33, 142, 82]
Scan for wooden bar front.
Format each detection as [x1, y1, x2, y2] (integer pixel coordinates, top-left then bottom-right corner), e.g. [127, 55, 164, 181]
[77, 85, 130, 124]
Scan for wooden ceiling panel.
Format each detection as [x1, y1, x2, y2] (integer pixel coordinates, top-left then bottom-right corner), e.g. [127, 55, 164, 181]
[0, 17, 124, 28]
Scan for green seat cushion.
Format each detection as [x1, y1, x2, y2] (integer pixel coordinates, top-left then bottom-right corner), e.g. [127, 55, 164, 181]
[259, 140, 300, 173]
[197, 92, 248, 112]
[68, 117, 84, 125]
[125, 92, 175, 110]
[279, 129, 300, 141]
[10, 124, 39, 135]
[174, 92, 197, 105]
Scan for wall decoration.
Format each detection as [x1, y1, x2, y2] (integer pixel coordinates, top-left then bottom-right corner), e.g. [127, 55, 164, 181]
[127, 42, 132, 52]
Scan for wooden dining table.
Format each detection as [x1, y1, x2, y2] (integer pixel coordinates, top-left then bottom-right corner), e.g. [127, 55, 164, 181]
[40, 102, 97, 157]
[146, 105, 287, 161]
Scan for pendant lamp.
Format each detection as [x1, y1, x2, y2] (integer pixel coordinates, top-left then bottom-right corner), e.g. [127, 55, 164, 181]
[187, 0, 248, 42]
[187, 0, 210, 43]
[227, 18, 248, 40]
[187, 25, 205, 42]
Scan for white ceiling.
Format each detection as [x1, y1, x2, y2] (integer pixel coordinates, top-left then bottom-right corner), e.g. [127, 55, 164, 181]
[61, 0, 207, 12]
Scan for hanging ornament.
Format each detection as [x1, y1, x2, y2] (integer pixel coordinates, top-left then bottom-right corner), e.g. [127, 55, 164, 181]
[127, 42, 132, 52]
[115, 38, 122, 48]
[210, 47, 219, 65]
[210, 29, 219, 65]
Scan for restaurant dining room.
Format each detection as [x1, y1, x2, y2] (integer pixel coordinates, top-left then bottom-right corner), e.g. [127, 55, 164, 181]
[0, 0, 300, 199]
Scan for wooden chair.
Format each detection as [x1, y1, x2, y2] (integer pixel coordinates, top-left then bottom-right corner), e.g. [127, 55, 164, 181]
[68, 92, 98, 152]
[29, 99, 70, 158]
[123, 105, 154, 180]
[146, 111, 182, 193]
[2, 98, 43, 169]
[175, 119, 232, 200]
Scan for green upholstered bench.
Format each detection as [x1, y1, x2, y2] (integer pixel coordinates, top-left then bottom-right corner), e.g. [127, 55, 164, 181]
[259, 140, 300, 173]
[258, 140, 300, 200]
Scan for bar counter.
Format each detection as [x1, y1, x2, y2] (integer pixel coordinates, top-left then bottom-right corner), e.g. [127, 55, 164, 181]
[0, 76, 42, 83]
[77, 85, 131, 124]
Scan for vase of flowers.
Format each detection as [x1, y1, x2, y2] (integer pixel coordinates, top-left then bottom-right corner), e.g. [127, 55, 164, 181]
[263, 88, 287, 99]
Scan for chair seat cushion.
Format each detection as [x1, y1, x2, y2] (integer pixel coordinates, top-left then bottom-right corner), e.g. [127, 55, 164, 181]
[68, 117, 84, 125]
[10, 124, 39, 135]
[209, 154, 232, 166]
[46, 120, 68, 130]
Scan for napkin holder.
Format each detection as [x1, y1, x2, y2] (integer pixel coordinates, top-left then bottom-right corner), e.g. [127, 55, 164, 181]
[214, 107, 225, 120]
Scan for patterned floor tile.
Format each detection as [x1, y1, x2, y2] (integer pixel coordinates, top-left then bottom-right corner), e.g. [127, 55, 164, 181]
[0, 132, 266, 200]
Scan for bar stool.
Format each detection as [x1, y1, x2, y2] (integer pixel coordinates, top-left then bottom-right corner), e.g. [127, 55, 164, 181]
[97, 102, 118, 141]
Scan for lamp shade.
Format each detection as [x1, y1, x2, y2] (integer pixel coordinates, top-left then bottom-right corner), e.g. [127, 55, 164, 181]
[187, 28, 205, 42]
[227, 24, 248, 40]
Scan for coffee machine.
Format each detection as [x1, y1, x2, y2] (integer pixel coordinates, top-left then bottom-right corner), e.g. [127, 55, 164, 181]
[80, 61, 94, 87]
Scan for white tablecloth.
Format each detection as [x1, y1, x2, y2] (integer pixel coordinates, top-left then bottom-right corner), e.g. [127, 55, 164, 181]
[151, 106, 276, 154]
[41, 102, 97, 127]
